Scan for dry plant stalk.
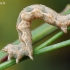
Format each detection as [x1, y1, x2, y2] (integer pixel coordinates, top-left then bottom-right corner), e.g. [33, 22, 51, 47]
[2, 4, 70, 63]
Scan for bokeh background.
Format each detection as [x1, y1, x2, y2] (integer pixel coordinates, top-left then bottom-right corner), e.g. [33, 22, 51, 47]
[0, 0, 70, 70]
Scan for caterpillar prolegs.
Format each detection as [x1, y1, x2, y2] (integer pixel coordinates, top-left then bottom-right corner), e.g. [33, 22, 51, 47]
[2, 4, 70, 63]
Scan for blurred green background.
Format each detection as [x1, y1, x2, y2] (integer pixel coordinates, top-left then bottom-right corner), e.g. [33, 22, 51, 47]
[0, 0, 70, 70]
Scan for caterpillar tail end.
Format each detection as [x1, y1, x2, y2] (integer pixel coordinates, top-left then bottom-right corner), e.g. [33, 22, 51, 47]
[2, 44, 33, 63]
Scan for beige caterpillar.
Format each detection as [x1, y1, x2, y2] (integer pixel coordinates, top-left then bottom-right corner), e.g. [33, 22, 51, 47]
[2, 4, 70, 63]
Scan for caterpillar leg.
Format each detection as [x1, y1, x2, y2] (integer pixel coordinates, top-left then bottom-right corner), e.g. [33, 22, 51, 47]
[2, 21, 33, 63]
[60, 27, 67, 33]
[2, 42, 33, 63]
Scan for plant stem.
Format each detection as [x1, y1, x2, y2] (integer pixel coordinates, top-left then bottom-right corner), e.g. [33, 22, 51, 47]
[35, 27, 70, 51]
[13, 23, 57, 45]
[35, 39, 70, 54]
[0, 39, 70, 69]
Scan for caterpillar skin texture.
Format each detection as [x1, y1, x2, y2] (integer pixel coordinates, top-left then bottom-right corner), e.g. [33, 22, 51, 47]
[2, 4, 70, 63]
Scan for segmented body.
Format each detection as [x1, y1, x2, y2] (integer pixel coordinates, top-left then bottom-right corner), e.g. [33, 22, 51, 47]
[2, 4, 70, 63]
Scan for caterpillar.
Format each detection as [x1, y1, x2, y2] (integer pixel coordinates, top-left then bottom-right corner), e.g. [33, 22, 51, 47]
[2, 4, 70, 63]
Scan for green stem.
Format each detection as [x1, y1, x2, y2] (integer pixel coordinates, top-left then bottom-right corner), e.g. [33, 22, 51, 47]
[35, 27, 70, 51]
[13, 23, 57, 45]
[0, 39, 70, 69]
[35, 39, 70, 54]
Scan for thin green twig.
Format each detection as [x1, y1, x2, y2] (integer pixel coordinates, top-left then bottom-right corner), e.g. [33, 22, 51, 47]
[35, 39, 70, 54]
[0, 39, 70, 69]
[35, 27, 70, 51]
